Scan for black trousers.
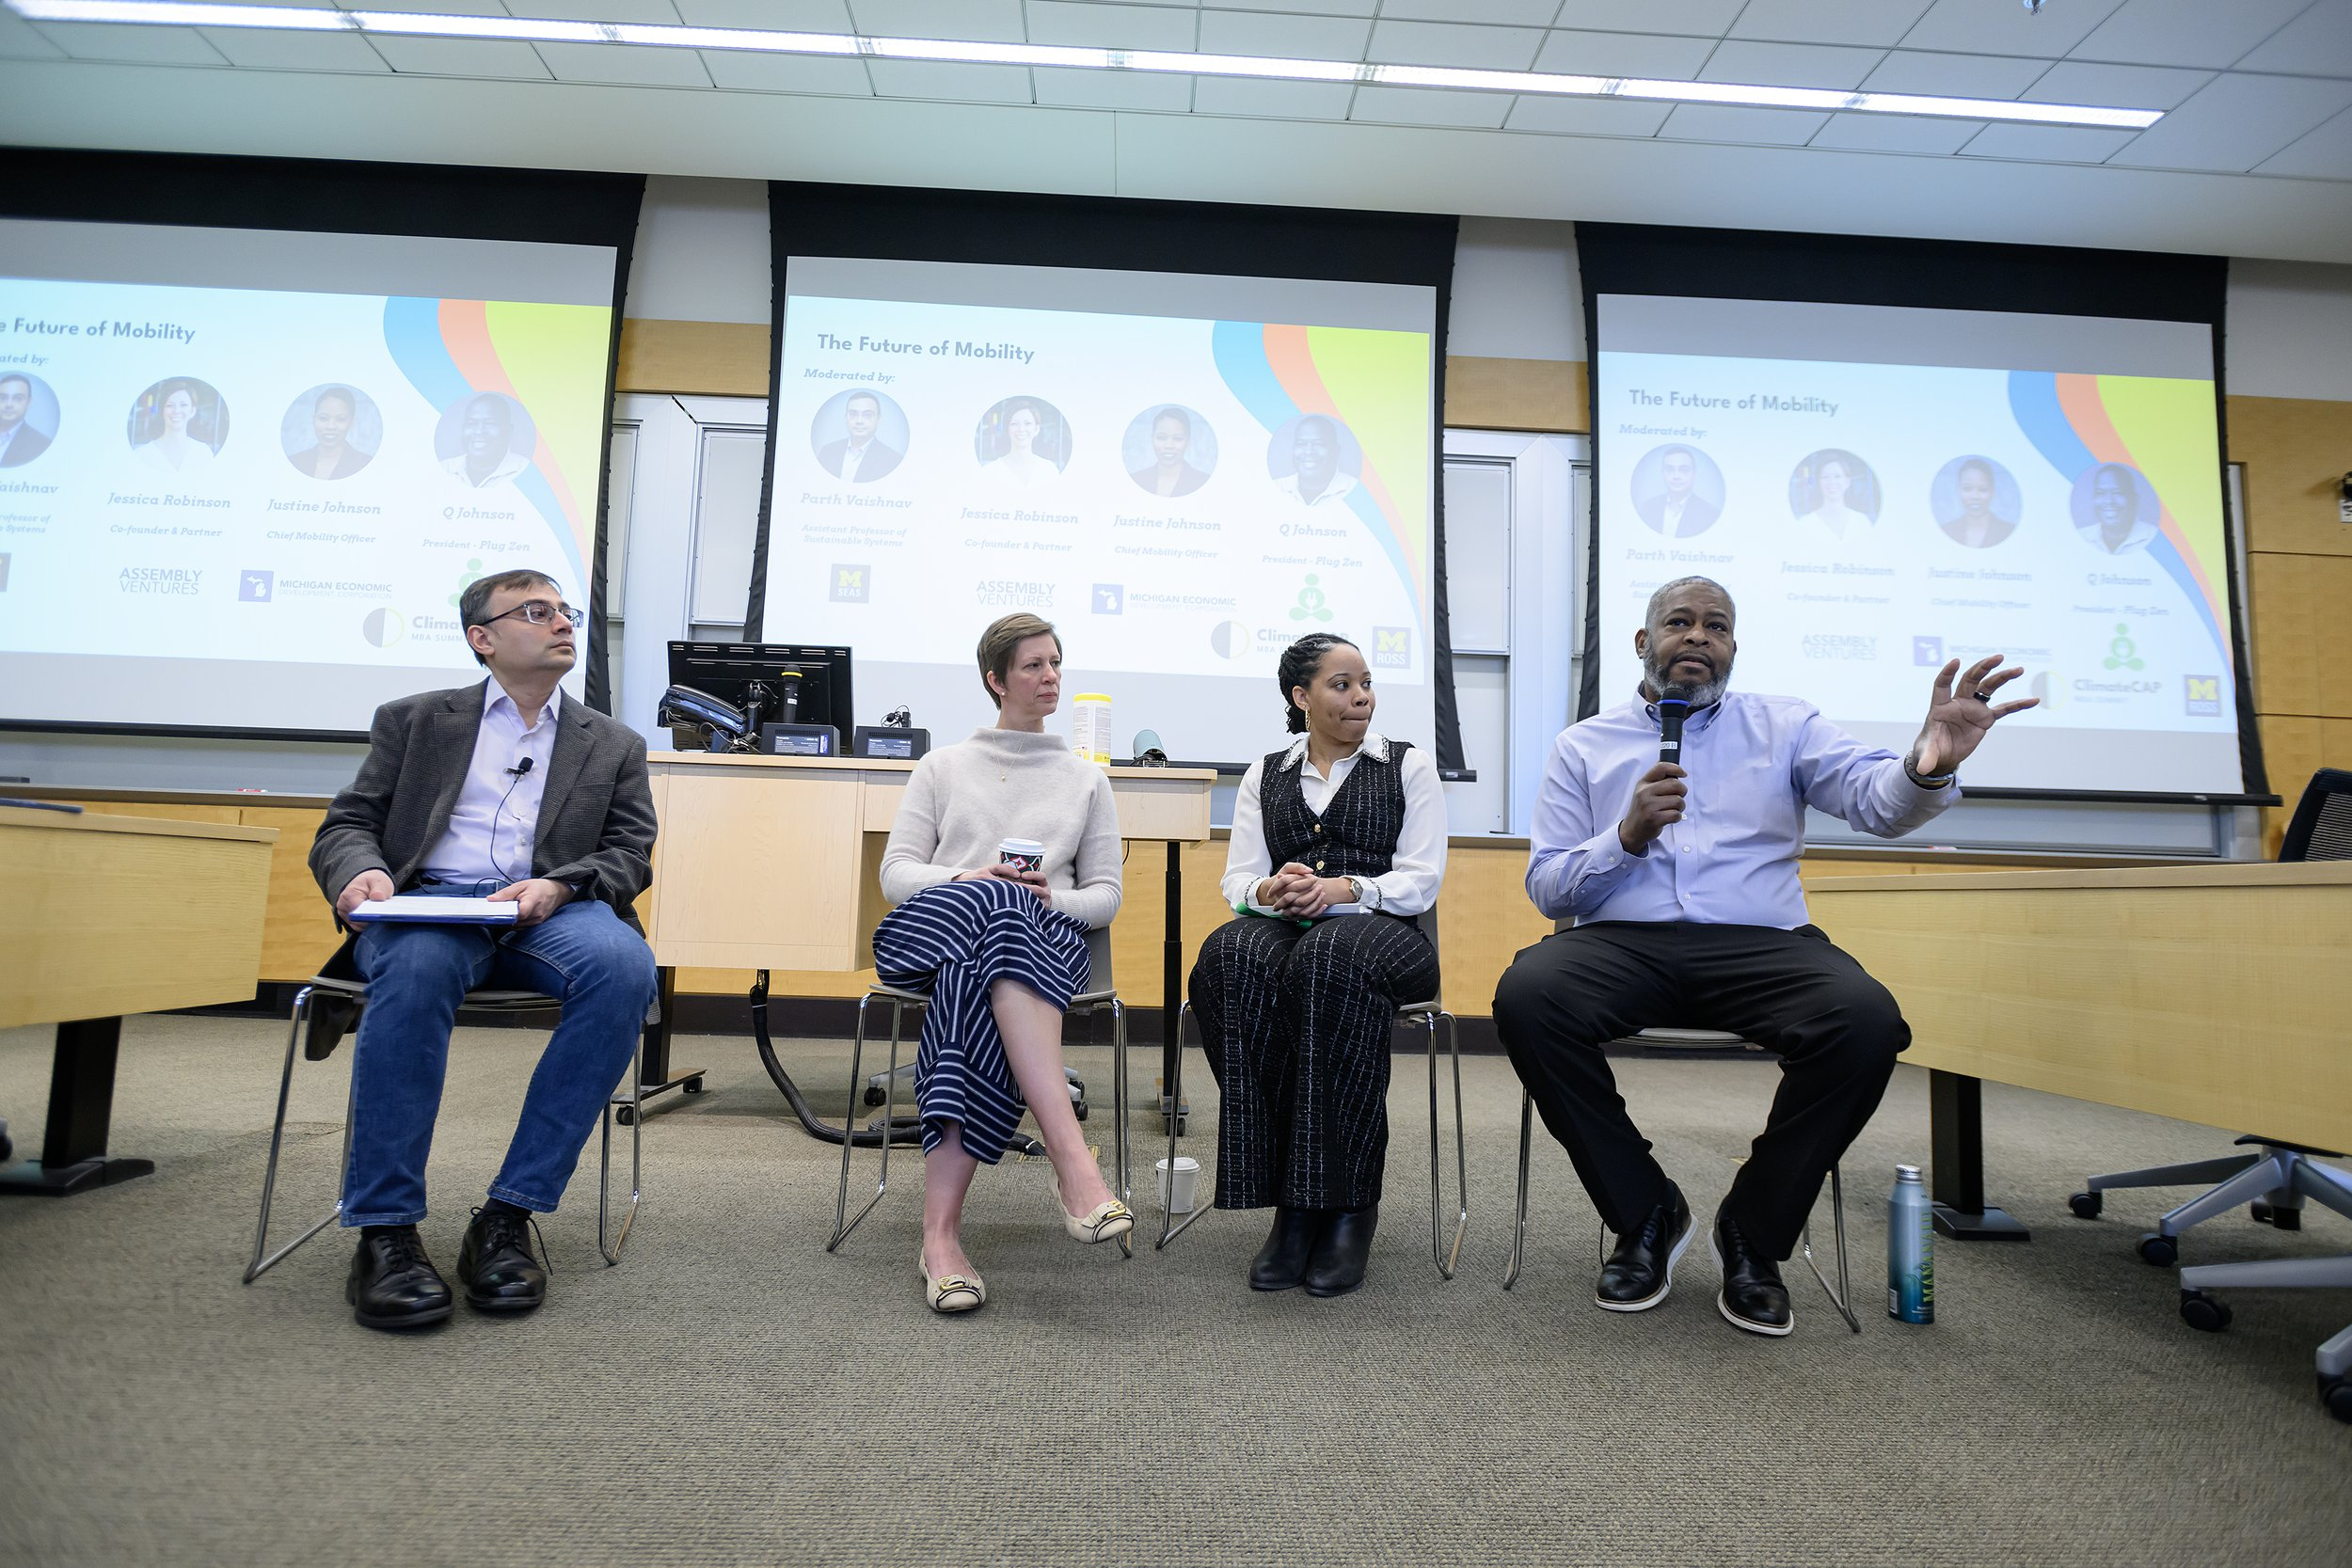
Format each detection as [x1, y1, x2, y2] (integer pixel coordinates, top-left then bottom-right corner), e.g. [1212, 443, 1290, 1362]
[1491, 922, 1908, 1261]
[1189, 911, 1438, 1211]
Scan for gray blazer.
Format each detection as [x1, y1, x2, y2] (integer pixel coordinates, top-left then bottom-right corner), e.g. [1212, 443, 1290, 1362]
[310, 684, 658, 938]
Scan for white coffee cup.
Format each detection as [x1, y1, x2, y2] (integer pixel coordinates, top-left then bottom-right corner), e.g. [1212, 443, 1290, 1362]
[997, 837, 1045, 873]
[1155, 1154, 1201, 1214]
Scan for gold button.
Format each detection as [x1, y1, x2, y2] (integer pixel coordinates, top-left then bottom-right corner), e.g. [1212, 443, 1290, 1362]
[1311, 824, 1321, 833]
[1315, 860, 1326, 870]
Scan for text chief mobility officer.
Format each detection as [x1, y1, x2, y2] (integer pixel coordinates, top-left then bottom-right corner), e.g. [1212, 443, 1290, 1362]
[1491, 575, 2035, 1337]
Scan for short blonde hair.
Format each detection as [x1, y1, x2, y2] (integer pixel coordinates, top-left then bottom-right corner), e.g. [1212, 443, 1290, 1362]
[977, 612, 1059, 707]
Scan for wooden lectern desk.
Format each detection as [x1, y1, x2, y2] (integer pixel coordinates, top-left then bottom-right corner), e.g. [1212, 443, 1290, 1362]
[0, 803, 276, 1195]
[637, 752, 1216, 1117]
[1809, 861, 2352, 1240]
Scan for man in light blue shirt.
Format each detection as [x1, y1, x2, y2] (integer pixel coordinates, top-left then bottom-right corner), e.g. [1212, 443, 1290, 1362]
[1494, 576, 2034, 1336]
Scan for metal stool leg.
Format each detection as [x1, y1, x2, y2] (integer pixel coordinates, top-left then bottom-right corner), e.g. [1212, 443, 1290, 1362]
[828, 993, 905, 1252]
[1800, 1164, 1862, 1333]
[1156, 1003, 1211, 1249]
[1427, 1010, 1466, 1280]
[1503, 1088, 1534, 1290]
[245, 986, 355, 1284]
[598, 1039, 644, 1266]
[1109, 996, 1132, 1260]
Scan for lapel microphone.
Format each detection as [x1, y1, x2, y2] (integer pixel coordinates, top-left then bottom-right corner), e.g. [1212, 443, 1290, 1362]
[507, 757, 534, 779]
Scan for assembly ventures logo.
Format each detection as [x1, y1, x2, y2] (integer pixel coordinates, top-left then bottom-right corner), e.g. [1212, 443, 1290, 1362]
[1372, 626, 1410, 669]
[977, 578, 1053, 608]
[1802, 633, 1876, 662]
[119, 566, 202, 595]
[2184, 675, 2222, 717]
[830, 564, 869, 604]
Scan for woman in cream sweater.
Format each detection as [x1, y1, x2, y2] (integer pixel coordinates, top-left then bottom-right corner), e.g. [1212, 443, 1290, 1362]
[876, 612, 1131, 1312]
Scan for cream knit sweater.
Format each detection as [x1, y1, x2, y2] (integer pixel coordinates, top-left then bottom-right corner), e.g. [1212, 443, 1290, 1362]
[878, 726, 1123, 929]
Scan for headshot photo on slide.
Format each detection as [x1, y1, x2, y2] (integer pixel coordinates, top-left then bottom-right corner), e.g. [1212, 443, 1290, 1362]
[1629, 441, 1724, 537]
[1931, 455, 2021, 548]
[1788, 449, 1880, 540]
[127, 376, 228, 475]
[1266, 413, 1361, 508]
[974, 395, 1069, 488]
[2072, 461, 2161, 555]
[280, 383, 381, 482]
[811, 387, 907, 483]
[1123, 404, 1217, 498]
[0, 370, 60, 468]
[435, 390, 535, 489]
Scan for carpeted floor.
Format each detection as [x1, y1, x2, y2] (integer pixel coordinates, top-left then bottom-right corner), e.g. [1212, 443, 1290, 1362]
[2, 1014, 2347, 1567]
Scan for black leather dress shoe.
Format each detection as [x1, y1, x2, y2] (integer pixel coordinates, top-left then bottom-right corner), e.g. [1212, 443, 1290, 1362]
[457, 1205, 548, 1313]
[1597, 1187, 1693, 1311]
[1710, 1212, 1793, 1337]
[346, 1225, 453, 1330]
[1248, 1206, 1323, 1292]
[1304, 1205, 1377, 1298]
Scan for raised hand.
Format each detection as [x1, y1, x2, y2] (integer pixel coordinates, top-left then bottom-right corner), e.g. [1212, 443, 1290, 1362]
[1915, 656, 2038, 777]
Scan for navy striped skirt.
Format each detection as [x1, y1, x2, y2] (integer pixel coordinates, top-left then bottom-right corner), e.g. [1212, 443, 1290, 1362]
[872, 877, 1092, 1164]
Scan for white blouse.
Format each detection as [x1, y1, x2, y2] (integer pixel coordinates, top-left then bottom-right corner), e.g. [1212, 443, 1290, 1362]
[1219, 731, 1447, 918]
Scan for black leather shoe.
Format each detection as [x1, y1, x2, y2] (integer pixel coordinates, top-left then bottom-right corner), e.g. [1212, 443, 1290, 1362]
[1304, 1205, 1377, 1298]
[304, 991, 362, 1062]
[1248, 1206, 1323, 1292]
[1710, 1212, 1793, 1337]
[457, 1204, 548, 1313]
[346, 1225, 453, 1330]
[1597, 1187, 1693, 1311]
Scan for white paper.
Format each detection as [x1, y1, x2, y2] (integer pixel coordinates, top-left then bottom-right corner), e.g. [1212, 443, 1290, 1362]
[349, 895, 518, 924]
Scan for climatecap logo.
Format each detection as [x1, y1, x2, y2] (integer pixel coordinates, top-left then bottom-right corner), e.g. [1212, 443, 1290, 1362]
[119, 566, 202, 595]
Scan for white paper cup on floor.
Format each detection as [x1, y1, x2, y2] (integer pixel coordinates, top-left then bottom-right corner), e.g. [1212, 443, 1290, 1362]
[1155, 1155, 1201, 1213]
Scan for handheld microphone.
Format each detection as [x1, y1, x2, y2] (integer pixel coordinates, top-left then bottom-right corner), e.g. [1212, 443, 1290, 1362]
[1656, 684, 1694, 767]
[507, 756, 534, 778]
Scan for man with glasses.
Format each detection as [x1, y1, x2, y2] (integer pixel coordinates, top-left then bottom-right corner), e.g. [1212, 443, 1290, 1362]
[308, 569, 659, 1331]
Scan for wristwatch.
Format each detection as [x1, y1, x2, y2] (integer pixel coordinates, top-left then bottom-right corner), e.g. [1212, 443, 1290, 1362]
[1902, 755, 1955, 790]
[1347, 876, 1382, 911]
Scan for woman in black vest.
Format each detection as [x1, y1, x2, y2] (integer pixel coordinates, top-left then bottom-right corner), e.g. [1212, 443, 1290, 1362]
[1187, 632, 1446, 1296]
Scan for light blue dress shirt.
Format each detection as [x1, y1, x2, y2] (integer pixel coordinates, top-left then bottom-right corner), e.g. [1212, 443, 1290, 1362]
[417, 677, 562, 890]
[1527, 688, 1956, 929]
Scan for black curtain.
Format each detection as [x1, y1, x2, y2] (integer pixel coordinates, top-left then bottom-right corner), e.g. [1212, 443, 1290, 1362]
[746, 182, 1466, 769]
[1572, 221, 2262, 798]
[0, 149, 644, 719]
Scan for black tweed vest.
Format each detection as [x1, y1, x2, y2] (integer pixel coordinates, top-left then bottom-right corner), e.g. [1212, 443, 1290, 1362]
[1259, 740, 1412, 880]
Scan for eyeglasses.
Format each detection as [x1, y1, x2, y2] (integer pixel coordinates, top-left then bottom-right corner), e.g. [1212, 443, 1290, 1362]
[482, 599, 584, 630]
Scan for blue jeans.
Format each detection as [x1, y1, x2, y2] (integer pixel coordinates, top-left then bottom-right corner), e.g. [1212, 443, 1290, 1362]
[341, 898, 658, 1227]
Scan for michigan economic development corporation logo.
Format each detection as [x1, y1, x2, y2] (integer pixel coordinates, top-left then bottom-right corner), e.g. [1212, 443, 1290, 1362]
[1802, 633, 1877, 662]
[1092, 583, 1122, 615]
[1913, 635, 1944, 667]
[1373, 626, 1410, 669]
[239, 569, 274, 603]
[2185, 675, 2222, 717]
[830, 564, 869, 604]
[119, 566, 202, 595]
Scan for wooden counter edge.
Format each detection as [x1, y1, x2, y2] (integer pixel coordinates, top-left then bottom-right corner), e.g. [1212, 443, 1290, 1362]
[1809, 860, 2349, 894]
[0, 806, 279, 845]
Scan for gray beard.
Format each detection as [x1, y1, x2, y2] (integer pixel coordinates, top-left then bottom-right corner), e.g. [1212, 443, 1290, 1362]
[1644, 650, 1729, 709]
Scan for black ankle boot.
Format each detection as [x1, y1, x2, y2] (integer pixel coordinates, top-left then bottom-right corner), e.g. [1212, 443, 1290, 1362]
[1248, 1206, 1323, 1291]
[1304, 1205, 1378, 1298]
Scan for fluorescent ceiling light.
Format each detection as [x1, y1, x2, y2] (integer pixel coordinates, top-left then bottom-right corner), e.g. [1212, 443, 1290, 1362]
[5, 0, 2166, 131]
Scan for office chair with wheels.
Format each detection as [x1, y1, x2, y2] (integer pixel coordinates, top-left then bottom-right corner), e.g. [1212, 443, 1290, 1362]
[2070, 768, 2352, 1265]
[1502, 1028, 1861, 1334]
[246, 975, 650, 1283]
[826, 926, 1130, 1258]
[1153, 908, 1468, 1281]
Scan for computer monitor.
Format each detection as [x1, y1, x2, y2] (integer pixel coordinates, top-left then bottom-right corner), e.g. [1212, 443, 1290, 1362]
[666, 641, 854, 752]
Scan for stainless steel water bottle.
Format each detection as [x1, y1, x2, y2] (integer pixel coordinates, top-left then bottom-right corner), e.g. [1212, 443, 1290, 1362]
[1888, 1164, 1934, 1323]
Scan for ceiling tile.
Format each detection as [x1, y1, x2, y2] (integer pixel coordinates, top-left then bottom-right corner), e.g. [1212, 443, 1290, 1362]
[1699, 40, 1884, 90]
[1657, 103, 1831, 146]
[849, 0, 1025, 44]
[520, 2, 692, 21]
[1547, 0, 1744, 37]
[2107, 71, 2352, 170]
[1349, 85, 1514, 129]
[700, 48, 871, 92]
[2254, 104, 2352, 179]
[2235, 3, 2352, 76]
[532, 40, 715, 86]
[1809, 111, 1984, 153]
[1901, 0, 2126, 57]
[356, 1, 537, 11]
[1860, 49, 2048, 98]
[0, 12, 66, 59]
[1196, 8, 1368, 60]
[865, 57, 1034, 102]
[1379, 0, 1561, 23]
[1958, 123, 2140, 162]
[2023, 60, 2213, 110]
[32, 23, 230, 66]
[1368, 19, 1543, 70]
[199, 30, 389, 72]
[1533, 29, 1715, 80]
[1731, 1, 1932, 49]
[1032, 64, 1194, 109]
[369, 37, 555, 79]
[1188, 75, 1355, 119]
[675, 0, 855, 26]
[2070, 0, 2312, 70]
[1199, 0, 1376, 15]
[1502, 95, 1674, 136]
[1025, 2, 1197, 51]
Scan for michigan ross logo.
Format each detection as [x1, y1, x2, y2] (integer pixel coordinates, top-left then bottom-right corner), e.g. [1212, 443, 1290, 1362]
[2184, 675, 2221, 717]
[1372, 626, 1410, 669]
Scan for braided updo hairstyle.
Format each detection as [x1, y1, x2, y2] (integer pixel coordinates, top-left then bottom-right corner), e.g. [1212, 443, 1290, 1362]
[1279, 632, 1359, 734]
